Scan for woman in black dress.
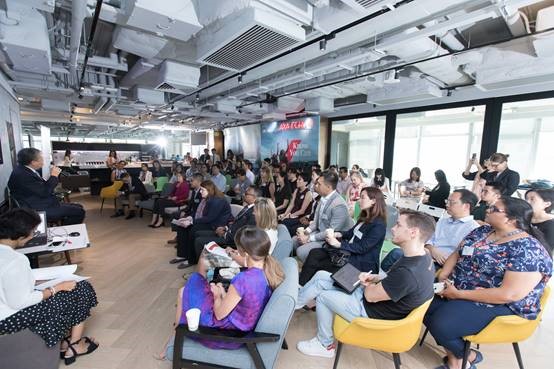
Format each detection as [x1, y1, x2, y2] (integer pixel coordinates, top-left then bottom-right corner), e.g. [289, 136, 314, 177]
[278, 173, 313, 236]
[425, 169, 451, 208]
[526, 188, 554, 254]
[274, 171, 292, 215]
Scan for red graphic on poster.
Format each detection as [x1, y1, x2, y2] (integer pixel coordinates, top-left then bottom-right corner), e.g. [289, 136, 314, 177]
[285, 139, 302, 162]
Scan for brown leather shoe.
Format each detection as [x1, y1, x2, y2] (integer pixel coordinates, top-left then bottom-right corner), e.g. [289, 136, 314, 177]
[167, 237, 177, 244]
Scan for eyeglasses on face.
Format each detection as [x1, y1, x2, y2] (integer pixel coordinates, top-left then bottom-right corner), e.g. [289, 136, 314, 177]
[487, 205, 506, 214]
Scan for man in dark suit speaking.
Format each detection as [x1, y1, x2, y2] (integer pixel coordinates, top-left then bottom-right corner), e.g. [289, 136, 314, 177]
[8, 148, 85, 225]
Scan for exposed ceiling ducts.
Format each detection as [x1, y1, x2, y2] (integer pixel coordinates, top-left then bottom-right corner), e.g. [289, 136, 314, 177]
[0, 0, 552, 139]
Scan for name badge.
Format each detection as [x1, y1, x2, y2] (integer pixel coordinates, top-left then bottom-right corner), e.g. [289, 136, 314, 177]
[462, 246, 475, 256]
[354, 229, 363, 239]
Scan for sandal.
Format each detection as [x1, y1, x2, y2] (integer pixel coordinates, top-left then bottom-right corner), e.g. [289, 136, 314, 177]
[59, 335, 71, 359]
[64, 337, 99, 365]
[442, 349, 483, 366]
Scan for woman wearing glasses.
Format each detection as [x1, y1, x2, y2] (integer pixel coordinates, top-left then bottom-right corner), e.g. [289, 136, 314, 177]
[424, 196, 552, 369]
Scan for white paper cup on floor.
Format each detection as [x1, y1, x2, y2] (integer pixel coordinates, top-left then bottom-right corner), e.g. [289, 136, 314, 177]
[325, 228, 334, 238]
[186, 308, 201, 331]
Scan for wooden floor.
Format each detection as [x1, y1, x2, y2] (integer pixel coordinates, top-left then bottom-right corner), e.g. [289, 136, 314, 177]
[50, 195, 553, 369]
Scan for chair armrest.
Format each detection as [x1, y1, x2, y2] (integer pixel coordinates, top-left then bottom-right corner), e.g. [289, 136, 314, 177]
[175, 324, 280, 344]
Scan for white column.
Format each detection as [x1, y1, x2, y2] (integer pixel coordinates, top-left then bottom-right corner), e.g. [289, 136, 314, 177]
[40, 125, 52, 180]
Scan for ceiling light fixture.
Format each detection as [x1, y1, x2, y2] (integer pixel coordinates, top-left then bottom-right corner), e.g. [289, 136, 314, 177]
[319, 38, 326, 51]
[238, 73, 243, 84]
[195, 93, 200, 101]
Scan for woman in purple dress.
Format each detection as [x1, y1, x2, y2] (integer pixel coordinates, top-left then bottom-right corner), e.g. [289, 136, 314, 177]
[160, 226, 284, 356]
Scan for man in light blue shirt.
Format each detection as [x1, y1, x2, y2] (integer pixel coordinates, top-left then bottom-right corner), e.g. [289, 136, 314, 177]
[425, 189, 479, 265]
[211, 163, 227, 193]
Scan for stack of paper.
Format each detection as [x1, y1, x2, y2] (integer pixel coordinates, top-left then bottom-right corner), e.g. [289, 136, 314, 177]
[32, 265, 89, 290]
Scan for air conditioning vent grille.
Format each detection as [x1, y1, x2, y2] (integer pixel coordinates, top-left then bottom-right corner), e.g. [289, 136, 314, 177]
[202, 25, 298, 71]
[156, 82, 175, 91]
[355, 0, 384, 8]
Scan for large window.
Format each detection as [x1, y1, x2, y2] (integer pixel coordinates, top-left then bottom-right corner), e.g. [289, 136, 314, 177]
[497, 98, 554, 181]
[392, 106, 485, 189]
[330, 116, 386, 173]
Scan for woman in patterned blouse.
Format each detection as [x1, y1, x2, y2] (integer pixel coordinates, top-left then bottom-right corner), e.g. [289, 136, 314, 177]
[424, 196, 552, 369]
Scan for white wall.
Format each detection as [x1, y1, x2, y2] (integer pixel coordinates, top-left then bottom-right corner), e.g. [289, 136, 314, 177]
[0, 73, 23, 205]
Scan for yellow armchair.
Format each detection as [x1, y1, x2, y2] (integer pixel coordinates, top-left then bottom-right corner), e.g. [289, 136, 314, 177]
[333, 299, 432, 369]
[100, 181, 123, 213]
[460, 286, 551, 369]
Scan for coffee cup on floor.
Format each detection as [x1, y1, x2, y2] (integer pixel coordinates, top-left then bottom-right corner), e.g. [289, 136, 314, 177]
[186, 308, 201, 331]
[296, 227, 305, 235]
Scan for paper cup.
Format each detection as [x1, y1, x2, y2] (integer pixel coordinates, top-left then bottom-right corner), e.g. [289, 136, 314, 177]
[186, 308, 201, 331]
[296, 227, 305, 235]
[325, 228, 334, 238]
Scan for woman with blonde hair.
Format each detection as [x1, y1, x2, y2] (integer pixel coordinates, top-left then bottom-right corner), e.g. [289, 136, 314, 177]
[254, 198, 279, 254]
[258, 167, 276, 202]
[159, 226, 284, 357]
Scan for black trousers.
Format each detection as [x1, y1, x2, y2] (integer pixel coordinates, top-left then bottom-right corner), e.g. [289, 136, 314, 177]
[281, 217, 302, 237]
[46, 203, 86, 225]
[299, 247, 340, 286]
[153, 198, 178, 216]
[176, 223, 214, 264]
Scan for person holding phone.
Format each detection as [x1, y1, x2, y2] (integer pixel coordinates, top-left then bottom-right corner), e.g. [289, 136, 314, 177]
[295, 210, 435, 358]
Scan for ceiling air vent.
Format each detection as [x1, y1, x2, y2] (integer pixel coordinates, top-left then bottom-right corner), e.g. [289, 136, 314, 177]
[156, 82, 175, 91]
[196, 6, 305, 71]
[354, 0, 384, 8]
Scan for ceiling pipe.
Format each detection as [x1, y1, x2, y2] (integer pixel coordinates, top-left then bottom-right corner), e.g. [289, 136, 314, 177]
[79, 0, 104, 90]
[69, 0, 87, 76]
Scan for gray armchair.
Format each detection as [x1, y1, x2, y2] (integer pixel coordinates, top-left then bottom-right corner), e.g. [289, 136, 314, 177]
[0, 329, 59, 369]
[167, 257, 299, 369]
[272, 224, 293, 262]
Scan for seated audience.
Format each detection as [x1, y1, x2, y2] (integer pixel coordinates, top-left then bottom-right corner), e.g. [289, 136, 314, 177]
[350, 164, 368, 177]
[369, 168, 391, 194]
[399, 167, 424, 198]
[294, 171, 353, 262]
[167, 173, 204, 245]
[279, 173, 314, 236]
[296, 209, 435, 358]
[0, 209, 98, 365]
[472, 181, 504, 222]
[193, 186, 258, 258]
[173, 180, 232, 267]
[139, 163, 153, 185]
[424, 169, 450, 208]
[149, 173, 190, 228]
[227, 168, 252, 204]
[211, 163, 227, 193]
[110, 160, 127, 182]
[159, 226, 283, 356]
[299, 187, 387, 285]
[8, 148, 85, 225]
[525, 188, 554, 254]
[286, 167, 298, 187]
[151, 160, 167, 184]
[424, 197, 552, 369]
[425, 189, 479, 266]
[486, 153, 520, 196]
[309, 168, 323, 198]
[185, 160, 198, 180]
[199, 148, 211, 163]
[259, 167, 276, 200]
[346, 171, 367, 215]
[199, 163, 210, 181]
[244, 161, 256, 184]
[169, 164, 184, 184]
[336, 166, 351, 196]
[211, 148, 221, 163]
[112, 173, 148, 219]
[274, 170, 292, 214]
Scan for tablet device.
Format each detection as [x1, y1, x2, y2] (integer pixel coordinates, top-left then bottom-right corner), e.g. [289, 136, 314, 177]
[331, 263, 362, 294]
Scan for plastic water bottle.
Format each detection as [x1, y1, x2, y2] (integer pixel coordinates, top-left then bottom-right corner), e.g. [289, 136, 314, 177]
[207, 268, 214, 282]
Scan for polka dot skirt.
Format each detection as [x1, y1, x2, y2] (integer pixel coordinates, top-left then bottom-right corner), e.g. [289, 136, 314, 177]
[0, 281, 98, 347]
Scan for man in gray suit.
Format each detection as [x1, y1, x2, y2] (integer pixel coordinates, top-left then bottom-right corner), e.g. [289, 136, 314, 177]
[294, 171, 354, 262]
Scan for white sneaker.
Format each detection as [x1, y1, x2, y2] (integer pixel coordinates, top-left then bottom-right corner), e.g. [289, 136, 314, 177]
[296, 337, 335, 358]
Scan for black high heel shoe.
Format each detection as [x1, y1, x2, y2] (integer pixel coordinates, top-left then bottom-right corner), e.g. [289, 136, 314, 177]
[64, 337, 99, 365]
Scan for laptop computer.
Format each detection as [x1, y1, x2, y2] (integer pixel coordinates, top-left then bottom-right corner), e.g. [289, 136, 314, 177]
[23, 211, 48, 247]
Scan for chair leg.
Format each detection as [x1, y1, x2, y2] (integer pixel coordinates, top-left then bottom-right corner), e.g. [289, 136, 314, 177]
[461, 341, 471, 369]
[332, 342, 343, 369]
[64, 251, 72, 265]
[392, 353, 401, 369]
[512, 342, 525, 369]
[100, 198, 105, 214]
[419, 327, 429, 346]
[281, 339, 288, 350]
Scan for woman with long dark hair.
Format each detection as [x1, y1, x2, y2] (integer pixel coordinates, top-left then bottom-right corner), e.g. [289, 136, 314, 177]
[400, 167, 424, 197]
[425, 196, 552, 369]
[526, 188, 554, 254]
[105, 150, 117, 168]
[299, 187, 387, 285]
[369, 168, 390, 193]
[424, 169, 451, 208]
[149, 173, 190, 228]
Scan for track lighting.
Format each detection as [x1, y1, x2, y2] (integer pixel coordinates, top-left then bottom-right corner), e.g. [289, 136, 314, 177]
[238, 73, 243, 84]
[319, 38, 326, 51]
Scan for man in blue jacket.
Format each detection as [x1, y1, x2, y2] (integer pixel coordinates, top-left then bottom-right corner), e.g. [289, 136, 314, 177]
[8, 148, 85, 225]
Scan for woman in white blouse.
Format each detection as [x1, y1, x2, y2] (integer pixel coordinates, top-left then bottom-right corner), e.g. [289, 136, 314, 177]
[253, 197, 279, 254]
[139, 163, 153, 185]
[0, 209, 99, 365]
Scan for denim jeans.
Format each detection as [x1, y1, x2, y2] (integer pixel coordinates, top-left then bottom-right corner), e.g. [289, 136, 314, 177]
[299, 271, 367, 346]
